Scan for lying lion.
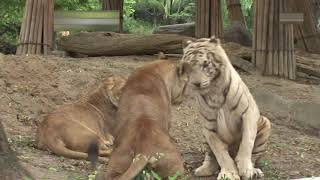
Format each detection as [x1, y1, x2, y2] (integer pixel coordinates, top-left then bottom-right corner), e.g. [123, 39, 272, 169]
[36, 75, 126, 162]
[97, 59, 189, 179]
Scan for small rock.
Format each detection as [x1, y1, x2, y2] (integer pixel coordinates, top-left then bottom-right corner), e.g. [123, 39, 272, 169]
[289, 171, 300, 176]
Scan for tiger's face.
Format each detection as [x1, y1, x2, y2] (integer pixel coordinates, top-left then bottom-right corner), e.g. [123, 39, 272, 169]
[180, 37, 225, 90]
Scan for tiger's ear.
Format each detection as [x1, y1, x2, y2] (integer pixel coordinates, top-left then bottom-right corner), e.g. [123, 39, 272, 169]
[182, 39, 194, 49]
[209, 36, 221, 45]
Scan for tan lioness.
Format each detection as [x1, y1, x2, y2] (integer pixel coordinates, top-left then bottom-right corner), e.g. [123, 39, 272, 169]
[98, 59, 188, 179]
[36, 75, 126, 161]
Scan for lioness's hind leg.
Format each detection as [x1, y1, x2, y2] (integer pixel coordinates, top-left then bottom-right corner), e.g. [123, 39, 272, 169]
[253, 116, 271, 164]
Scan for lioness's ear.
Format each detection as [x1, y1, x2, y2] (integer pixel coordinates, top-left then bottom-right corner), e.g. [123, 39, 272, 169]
[109, 93, 120, 107]
[209, 36, 221, 45]
[158, 52, 167, 59]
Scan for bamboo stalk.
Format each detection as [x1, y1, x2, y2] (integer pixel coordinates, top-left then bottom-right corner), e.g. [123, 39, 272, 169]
[252, 0, 257, 64]
[267, 0, 275, 75]
[23, 0, 34, 54]
[279, 0, 284, 77]
[35, 0, 44, 54]
[204, 0, 209, 37]
[47, 0, 54, 51]
[28, 0, 38, 54]
[43, 0, 48, 55]
[255, 0, 263, 68]
[17, 0, 30, 54]
[261, 0, 269, 73]
[196, 0, 201, 37]
[273, 0, 279, 75]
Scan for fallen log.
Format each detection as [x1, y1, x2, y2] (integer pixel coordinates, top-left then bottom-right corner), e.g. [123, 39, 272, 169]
[153, 23, 195, 37]
[58, 32, 195, 56]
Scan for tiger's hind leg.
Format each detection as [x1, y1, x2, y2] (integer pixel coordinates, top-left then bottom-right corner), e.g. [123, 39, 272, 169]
[252, 116, 271, 165]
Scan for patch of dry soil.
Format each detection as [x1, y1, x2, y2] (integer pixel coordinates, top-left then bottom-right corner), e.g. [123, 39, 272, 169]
[0, 54, 319, 180]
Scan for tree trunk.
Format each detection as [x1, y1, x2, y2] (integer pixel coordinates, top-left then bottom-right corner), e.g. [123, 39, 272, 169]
[102, 0, 123, 32]
[253, 0, 296, 79]
[196, 0, 223, 38]
[58, 32, 194, 56]
[226, 0, 247, 27]
[290, 0, 320, 53]
[0, 122, 32, 180]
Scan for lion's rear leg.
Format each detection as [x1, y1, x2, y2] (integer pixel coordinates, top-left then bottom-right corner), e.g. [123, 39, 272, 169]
[252, 116, 271, 165]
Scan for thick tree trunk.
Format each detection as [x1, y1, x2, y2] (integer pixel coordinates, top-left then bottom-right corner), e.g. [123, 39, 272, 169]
[290, 0, 320, 53]
[226, 0, 247, 27]
[58, 32, 194, 56]
[102, 0, 123, 32]
[0, 122, 32, 180]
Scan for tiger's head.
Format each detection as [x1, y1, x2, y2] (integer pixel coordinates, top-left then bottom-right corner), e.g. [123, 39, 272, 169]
[179, 36, 229, 91]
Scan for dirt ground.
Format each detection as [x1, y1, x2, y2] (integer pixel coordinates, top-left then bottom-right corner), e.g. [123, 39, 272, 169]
[0, 53, 319, 180]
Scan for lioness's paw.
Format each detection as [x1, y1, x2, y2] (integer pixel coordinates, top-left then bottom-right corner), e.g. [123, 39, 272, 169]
[217, 169, 240, 180]
[194, 164, 215, 177]
[194, 158, 219, 177]
[236, 159, 263, 179]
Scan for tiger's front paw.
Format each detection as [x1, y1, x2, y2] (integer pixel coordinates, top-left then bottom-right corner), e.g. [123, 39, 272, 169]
[236, 158, 264, 179]
[217, 169, 240, 180]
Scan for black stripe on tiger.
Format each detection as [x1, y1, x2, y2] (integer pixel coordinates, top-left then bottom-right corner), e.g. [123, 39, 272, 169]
[200, 110, 217, 122]
[222, 73, 232, 105]
[230, 92, 244, 111]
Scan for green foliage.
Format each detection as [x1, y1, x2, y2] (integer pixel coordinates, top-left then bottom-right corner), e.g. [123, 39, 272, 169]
[124, 17, 155, 35]
[134, 167, 185, 180]
[240, 0, 253, 31]
[124, 0, 137, 17]
[54, 0, 101, 11]
[0, 0, 24, 54]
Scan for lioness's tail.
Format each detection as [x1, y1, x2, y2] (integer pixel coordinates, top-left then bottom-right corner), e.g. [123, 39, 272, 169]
[48, 139, 91, 160]
[117, 155, 149, 180]
[87, 140, 99, 167]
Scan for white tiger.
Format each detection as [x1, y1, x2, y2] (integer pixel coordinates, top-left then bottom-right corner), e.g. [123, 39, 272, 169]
[179, 37, 271, 180]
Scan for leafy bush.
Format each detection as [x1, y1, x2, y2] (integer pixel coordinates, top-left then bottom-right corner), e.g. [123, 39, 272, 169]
[0, 0, 24, 54]
[133, 0, 165, 25]
[124, 17, 155, 35]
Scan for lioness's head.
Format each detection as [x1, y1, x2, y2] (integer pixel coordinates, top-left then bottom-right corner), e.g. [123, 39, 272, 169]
[180, 36, 229, 90]
[103, 75, 127, 107]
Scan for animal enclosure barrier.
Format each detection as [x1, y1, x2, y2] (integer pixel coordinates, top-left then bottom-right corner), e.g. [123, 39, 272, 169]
[16, 0, 54, 55]
[252, 0, 303, 80]
[196, 0, 223, 38]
